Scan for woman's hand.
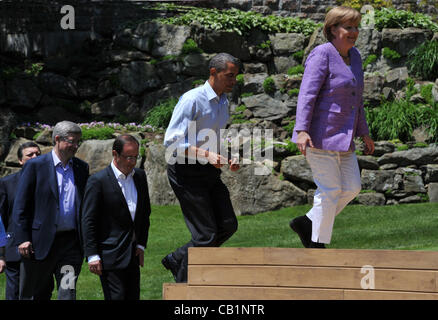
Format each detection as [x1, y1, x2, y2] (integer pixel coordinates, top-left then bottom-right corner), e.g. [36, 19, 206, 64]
[296, 131, 314, 156]
[362, 135, 375, 155]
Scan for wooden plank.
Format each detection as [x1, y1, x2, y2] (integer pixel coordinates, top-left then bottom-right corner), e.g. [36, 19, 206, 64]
[163, 283, 188, 300]
[189, 247, 265, 265]
[188, 265, 438, 292]
[344, 290, 438, 300]
[186, 286, 344, 300]
[188, 247, 438, 270]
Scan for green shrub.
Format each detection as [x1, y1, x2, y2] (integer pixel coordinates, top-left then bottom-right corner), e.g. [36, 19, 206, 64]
[143, 98, 178, 129]
[362, 54, 377, 70]
[292, 50, 304, 61]
[81, 127, 115, 140]
[407, 40, 438, 81]
[236, 74, 244, 86]
[382, 47, 401, 61]
[287, 88, 299, 97]
[396, 144, 409, 151]
[374, 8, 438, 32]
[413, 142, 428, 148]
[288, 65, 304, 76]
[365, 99, 419, 142]
[420, 84, 435, 105]
[263, 77, 276, 94]
[182, 38, 203, 54]
[241, 92, 253, 98]
[192, 79, 205, 87]
[157, 5, 321, 36]
[257, 40, 271, 49]
[274, 140, 300, 155]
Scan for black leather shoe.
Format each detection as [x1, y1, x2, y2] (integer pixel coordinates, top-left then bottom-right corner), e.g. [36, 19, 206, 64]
[309, 241, 326, 248]
[289, 215, 312, 248]
[161, 253, 179, 282]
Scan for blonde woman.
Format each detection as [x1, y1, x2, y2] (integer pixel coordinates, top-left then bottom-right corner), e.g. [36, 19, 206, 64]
[290, 7, 375, 248]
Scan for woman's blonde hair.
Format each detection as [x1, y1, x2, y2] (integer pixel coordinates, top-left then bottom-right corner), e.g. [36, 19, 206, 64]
[323, 6, 362, 41]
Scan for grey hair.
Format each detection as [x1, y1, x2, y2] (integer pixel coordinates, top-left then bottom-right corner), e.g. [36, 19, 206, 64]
[52, 120, 82, 145]
[209, 53, 240, 72]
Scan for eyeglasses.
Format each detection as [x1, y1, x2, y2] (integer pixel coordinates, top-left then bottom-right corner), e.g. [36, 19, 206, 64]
[119, 154, 140, 161]
[60, 137, 82, 147]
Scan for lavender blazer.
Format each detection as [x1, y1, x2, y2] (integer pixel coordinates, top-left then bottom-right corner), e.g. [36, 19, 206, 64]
[291, 42, 369, 152]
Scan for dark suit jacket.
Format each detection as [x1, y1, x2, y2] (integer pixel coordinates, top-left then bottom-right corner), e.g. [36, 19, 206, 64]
[11, 152, 89, 260]
[81, 165, 151, 270]
[0, 171, 22, 261]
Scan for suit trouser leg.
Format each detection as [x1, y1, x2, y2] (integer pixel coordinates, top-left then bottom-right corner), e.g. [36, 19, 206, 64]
[168, 163, 238, 282]
[5, 261, 20, 300]
[100, 244, 140, 300]
[19, 231, 82, 300]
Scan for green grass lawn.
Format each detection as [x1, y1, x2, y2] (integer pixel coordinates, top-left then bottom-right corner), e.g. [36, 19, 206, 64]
[0, 202, 437, 300]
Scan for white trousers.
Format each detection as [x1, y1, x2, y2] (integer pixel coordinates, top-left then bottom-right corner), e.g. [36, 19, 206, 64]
[305, 147, 361, 244]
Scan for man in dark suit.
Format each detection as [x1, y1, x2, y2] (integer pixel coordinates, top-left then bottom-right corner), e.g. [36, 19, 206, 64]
[0, 142, 41, 299]
[11, 121, 89, 300]
[82, 134, 151, 300]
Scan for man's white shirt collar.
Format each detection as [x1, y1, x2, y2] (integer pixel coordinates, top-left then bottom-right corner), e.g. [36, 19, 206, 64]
[111, 161, 134, 180]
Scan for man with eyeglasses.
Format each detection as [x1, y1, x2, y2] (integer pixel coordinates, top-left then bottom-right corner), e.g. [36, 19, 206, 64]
[81, 134, 151, 300]
[0, 141, 41, 299]
[11, 121, 89, 300]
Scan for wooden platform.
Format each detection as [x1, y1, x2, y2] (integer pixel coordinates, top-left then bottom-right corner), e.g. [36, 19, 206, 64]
[162, 247, 438, 300]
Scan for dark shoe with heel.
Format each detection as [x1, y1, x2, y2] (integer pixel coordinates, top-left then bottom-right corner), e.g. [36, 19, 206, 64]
[289, 215, 312, 248]
[309, 241, 326, 248]
[161, 253, 180, 282]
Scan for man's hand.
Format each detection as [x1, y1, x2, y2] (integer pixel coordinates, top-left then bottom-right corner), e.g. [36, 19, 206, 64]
[229, 157, 240, 171]
[362, 135, 375, 155]
[0, 258, 5, 273]
[206, 151, 228, 168]
[136, 248, 144, 267]
[88, 260, 102, 276]
[18, 241, 34, 258]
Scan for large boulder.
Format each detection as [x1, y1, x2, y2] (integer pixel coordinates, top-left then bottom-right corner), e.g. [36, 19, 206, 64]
[195, 30, 251, 61]
[269, 33, 306, 55]
[221, 162, 307, 215]
[0, 109, 16, 161]
[144, 143, 178, 206]
[75, 139, 115, 175]
[355, 192, 386, 206]
[242, 73, 269, 94]
[280, 155, 314, 185]
[241, 93, 292, 121]
[6, 76, 42, 109]
[151, 24, 192, 57]
[381, 28, 434, 57]
[119, 61, 161, 95]
[38, 72, 78, 98]
[378, 146, 438, 167]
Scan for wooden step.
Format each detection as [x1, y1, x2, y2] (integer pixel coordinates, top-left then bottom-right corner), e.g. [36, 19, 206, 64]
[189, 247, 438, 270]
[163, 247, 438, 300]
[180, 286, 438, 300]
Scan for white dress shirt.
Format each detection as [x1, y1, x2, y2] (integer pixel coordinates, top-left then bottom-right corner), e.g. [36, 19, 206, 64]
[87, 161, 144, 263]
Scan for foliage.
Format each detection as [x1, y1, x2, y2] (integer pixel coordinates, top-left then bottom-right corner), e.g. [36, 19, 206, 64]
[282, 119, 295, 136]
[24, 63, 44, 76]
[365, 99, 419, 142]
[407, 40, 438, 81]
[287, 88, 300, 97]
[337, 0, 392, 10]
[182, 38, 203, 55]
[157, 5, 321, 36]
[143, 98, 179, 129]
[257, 40, 271, 49]
[365, 97, 438, 143]
[236, 74, 244, 86]
[263, 77, 276, 94]
[382, 47, 401, 61]
[374, 8, 438, 32]
[81, 126, 115, 140]
[274, 140, 300, 155]
[288, 65, 304, 76]
[362, 54, 377, 70]
[292, 50, 304, 61]
[191, 79, 205, 88]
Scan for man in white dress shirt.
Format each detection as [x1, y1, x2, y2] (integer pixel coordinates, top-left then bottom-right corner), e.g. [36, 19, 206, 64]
[162, 53, 241, 283]
[81, 134, 151, 300]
